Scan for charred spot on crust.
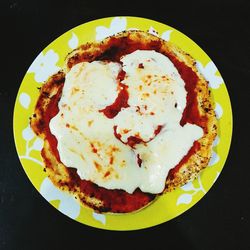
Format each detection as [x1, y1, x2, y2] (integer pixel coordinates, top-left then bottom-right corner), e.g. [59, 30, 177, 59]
[138, 63, 144, 69]
[42, 91, 50, 98]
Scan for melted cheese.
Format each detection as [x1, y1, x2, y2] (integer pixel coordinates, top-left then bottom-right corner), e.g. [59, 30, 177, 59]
[50, 50, 203, 194]
[50, 61, 141, 194]
[115, 50, 187, 142]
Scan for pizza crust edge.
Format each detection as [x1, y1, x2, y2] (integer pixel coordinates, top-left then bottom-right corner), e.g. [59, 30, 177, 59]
[30, 30, 217, 212]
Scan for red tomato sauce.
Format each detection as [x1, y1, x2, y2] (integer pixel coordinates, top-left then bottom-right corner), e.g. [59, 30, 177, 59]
[113, 125, 163, 150]
[99, 84, 129, 118]
[36, 83, 64, 163]
[99, 70, 129, 119]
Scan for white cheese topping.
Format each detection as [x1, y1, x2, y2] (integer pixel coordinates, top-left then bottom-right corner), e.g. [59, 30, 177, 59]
[50, 50, 203, 194]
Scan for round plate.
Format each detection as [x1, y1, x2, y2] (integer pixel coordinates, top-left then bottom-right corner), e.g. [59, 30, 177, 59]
[13, 16, 232, 230]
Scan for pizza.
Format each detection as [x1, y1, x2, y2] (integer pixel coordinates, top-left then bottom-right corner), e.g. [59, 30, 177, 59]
[30, 30, 217, 213]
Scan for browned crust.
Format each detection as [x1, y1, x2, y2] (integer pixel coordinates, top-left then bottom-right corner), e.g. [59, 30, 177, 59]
[161, 40, 217, 192]
[31, 30, 217, 212]
[31, 71, 65, 137]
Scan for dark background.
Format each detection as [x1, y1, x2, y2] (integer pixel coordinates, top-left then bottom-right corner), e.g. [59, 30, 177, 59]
[1, 0, 249, 249]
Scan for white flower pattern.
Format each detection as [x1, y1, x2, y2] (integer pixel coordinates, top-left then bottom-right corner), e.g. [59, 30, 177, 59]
[68, 32, 79, 49]
[92, 212, 106, 225]
[96, 17, 127, 41]
[19, 92, 30, 109]
[148, 26, 159, 36]
[148, 26, 172, 41]
[196, 61, 224, 89]
[28, 49, 60, 83]
[208, 136, 220, 167]
[215, 102, 223, 119]
[161, 30, 172, 41]
[177, 175, 206, 205]
[208, 151, 220, 166]
[19, 125, 44, 166]
[40, 178, 80, 219]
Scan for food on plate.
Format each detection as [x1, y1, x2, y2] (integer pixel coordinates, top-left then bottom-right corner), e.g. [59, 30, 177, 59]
[30, 30, 217, 213]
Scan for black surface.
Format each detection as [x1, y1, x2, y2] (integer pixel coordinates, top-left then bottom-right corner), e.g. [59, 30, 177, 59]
[1, 0, 249, 249]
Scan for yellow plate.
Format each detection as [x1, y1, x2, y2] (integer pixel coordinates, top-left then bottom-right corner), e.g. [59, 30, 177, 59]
[13, 16, 232, 230]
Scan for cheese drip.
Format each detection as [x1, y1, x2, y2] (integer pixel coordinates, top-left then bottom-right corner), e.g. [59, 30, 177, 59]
[50, 50, 203, 194]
